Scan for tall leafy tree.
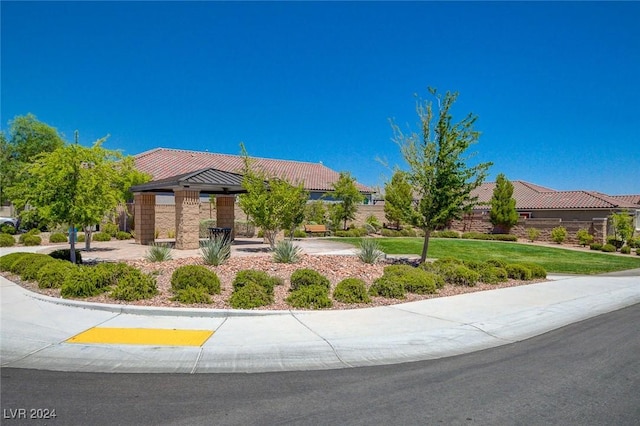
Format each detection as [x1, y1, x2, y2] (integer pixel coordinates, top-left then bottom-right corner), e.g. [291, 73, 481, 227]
[384, 170, 413, 229]
[1, 114, 65, 206]
[610, 210, 634, 245]
[7, 136, 149, 262]
[391, 88, 492, 262]
[325, 172, 364, 230]
[489, 173, 519, 233]
[237, 144, 308, 248]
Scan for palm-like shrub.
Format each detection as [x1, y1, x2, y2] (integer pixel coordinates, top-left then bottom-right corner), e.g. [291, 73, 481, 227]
[145, 243, 173, 262]
[272, 240, 302, 263]
[200, 237, 231, 266]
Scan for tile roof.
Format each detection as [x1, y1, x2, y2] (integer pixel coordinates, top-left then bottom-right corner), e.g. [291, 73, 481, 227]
[473, 181, 640, 211]
[133, 148, 374, 193]
[610, 194, 640, 205]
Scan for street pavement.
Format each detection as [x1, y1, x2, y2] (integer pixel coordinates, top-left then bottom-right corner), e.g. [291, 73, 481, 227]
[1, 240, 638, 373]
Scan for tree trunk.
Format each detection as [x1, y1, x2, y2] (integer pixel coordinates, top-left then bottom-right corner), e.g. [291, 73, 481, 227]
[69, 223, 77, 264]
[420, 228, 431, 263]
[85, 226, 92, 251]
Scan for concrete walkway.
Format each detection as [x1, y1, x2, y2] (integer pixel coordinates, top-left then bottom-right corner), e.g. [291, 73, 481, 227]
[1, 241, 639, 373]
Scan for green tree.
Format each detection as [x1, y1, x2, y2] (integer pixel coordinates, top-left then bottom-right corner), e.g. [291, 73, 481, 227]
[489, 173, 519, 233]
[7, 135, 148, 263]
[391, 88, 492, 262]
[1, 114, 65, 207]
[610, 210, 634, 244]
[325, 172, 364, 230]
[237, 145, 308, 248]
[304, 200, 327, 224]
[384, 170, 413, 229]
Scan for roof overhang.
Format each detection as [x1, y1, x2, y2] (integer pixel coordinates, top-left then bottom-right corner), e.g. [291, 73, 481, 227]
[130, 168, 248, 195]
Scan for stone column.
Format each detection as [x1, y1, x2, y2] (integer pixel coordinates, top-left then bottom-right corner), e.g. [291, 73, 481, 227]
[134, 193, 156, 245]
[216, 195, 236, 240]
[175, 189, 201, 249]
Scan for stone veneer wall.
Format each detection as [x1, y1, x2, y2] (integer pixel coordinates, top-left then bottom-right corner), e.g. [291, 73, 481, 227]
[133, 194, 155, 245]
[174, 190, 200, 249]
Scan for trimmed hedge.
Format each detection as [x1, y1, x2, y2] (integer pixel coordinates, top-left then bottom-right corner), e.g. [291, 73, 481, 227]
[286, 285, 333, 309]
[171, 265, 221, 295]
[229, 282, 272, 309]
[111, 269, 158, 301]
[333, 278, 370, 304]
[506, 264, 533, 281]
[172, 287, 211, 304]
[233, 269, 281, 296]
[369, 277, 406, 299]
[290, 269, 331, 291]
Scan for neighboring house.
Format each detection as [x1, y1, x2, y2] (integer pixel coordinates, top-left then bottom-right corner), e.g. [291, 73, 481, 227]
[133, 148, 374, 202]
[452, 181, 640, 243]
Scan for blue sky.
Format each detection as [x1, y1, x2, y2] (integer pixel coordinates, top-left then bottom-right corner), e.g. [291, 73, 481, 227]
[2, 1, 639, 195]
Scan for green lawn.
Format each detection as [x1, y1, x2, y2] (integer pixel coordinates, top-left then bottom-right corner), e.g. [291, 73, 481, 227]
[331, 237, 640, 274]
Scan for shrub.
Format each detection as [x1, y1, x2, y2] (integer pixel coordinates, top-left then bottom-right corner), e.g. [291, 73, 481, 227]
[101, 223, 119, 237]
[49, 249, 83, 264]
[61, 267, 110, 298]
[606, 237, 624, 250]
[22, 234, 42, 246]
[167, 229, 176, 239]
[576, 229, 594, 247]
[620, 245, 631, 254]
[111, 269, 158, 301]
[37, 260, 76, 288]
[172, 287, 211, 304]
[333, 278, 370, 304]
[200, 237, 231, 266]
[272, 240, 302, 264]
[290, 269, 331, 291]
[0, 224, 16, 235]
[381, 265, 442, 292]
[527, 228, 541, 242]
[461, 232, 489, 240]
[400, 228, 417, 237]
[519, 262, 547, 279]
[478, 265, 509, 284]
[380, 229, 402, 237]
[550, 226, 567, 244]
[93, 232, 112, 242]
[0, 233, 15, 247]
[491, 234, 518, 242]
[506, 264, 533, 280]
[369, 277, 406, 299]
[171, 265, 221, 294]
[20, 255, 57, 281]
[229, 282, 272, 309]
[628, 237, 640, 249]
[18, 229, 40, 243]
[145, 243, 173, 262]
[232, 269, 281, 296]
[116, 231, 132, 240]
[589, 243, 603, 251]
[0, 252, 27, 271]
[9, 253, 41, 275]
[485, 259, 508, 268]
[601, 243, 616, 253]
[438, 264, 480, 287]
[48, 232, 68, 243]
[432, 230, 460, 238]
[286, 285, 333, 309]
[357, 238, 384, 264]
[77, 233, 86, 242]
[365, 214, 381, 230]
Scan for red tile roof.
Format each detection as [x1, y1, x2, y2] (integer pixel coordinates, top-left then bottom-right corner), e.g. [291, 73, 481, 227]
[473, 181, 639, 210]
[610, 194, 640, 205]
[133, 148, 374, 193]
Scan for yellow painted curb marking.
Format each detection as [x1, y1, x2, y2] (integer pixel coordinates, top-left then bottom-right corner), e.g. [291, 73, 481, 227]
[66, 327, 214, 346]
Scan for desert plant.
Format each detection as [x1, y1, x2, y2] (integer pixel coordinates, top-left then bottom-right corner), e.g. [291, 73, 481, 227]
[286, 285, 332, 309]
[0, 233, 15, 247]
[272, 240, 303, 263]
[111, 269, 158, 301]
[357, 238, 385, 264]
[93, 232, 112, 242]
[576, 229, 594, 247]
[290, 268, 331, 291]
[145, 243, 173, 262]
[116, 231, 132, 240]
[199, 219, 217, 238]
[527, 227, 541, 242]
[171, 265, 221, 294]
[229, 282, 272, 309]
[200, 237, 231, 266]
[505, 264, 533, 280]
[49, 232, 68, 243]
[37, 260, 76, 288]
[365, 214, 381, 230]
[22, 234, 42, 246]
[333, 278, 370, 304]
[171, 286, 211, 304]
[167, 229, 176, 239]
[101, 223, 119, 237]
[550, 226, 567, 244]
[369, 276, 406, 299]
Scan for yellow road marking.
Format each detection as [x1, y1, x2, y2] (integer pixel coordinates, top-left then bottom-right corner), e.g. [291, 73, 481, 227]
[66, 327, 213, 346]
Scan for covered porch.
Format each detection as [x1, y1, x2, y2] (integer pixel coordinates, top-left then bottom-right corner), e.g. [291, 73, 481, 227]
[129, 168, 247, 249]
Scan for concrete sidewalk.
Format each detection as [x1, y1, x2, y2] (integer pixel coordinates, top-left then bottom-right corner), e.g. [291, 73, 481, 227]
[2, 270, 638, 373]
